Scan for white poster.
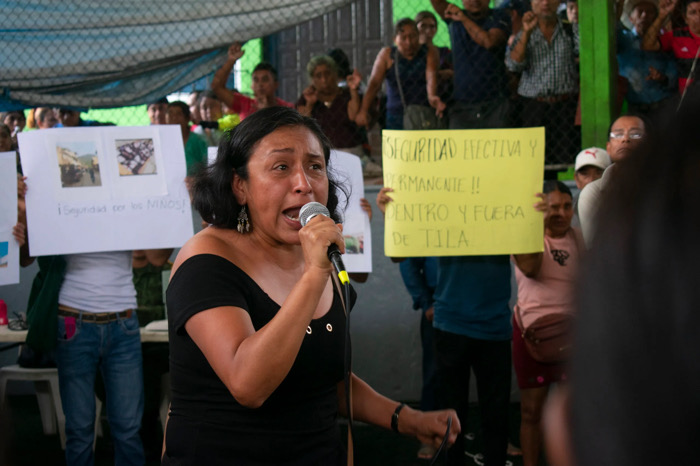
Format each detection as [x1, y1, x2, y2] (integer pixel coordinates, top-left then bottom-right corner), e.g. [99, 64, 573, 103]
[207, 146, 218, 166]
[330, 150, 372, 273]
[0, 152, 20, 285]
[19, 126, 194, 256]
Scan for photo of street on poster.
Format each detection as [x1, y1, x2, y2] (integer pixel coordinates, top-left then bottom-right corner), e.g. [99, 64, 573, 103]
[45, 133, 110, 203]
[56, 140, 102, 188]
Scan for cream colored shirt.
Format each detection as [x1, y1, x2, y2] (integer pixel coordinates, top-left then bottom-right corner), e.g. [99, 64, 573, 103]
[577, 165, 616, 248]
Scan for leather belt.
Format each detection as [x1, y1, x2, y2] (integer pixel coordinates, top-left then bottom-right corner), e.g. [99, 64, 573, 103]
[58, 305, 133, 323]
[534, 94, 575, 103]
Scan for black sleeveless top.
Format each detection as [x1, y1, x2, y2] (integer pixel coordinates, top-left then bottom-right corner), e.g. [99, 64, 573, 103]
[163, 254, 354, 465]
[385, 44, 430, 112]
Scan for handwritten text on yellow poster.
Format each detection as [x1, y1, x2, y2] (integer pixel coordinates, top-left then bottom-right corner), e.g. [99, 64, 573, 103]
[382, 128, 545, 256]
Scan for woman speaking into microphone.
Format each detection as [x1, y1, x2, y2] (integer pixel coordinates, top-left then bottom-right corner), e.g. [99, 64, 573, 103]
[162, 106, 459, 465]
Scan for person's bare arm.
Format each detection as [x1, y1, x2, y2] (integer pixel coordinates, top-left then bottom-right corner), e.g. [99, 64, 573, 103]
[376, 187, 405, 263]
[337, 374, 461, 449]
[513, 192, 548, 276]
[346, 69, 363, 121]
[427, 45, 446, 117]
[509, 12, 537, 64]
[211, 42, 244, 106]
[430, 0, 450, 19]
[19, 231, 33, 267]
[512, 252, 544, 277]
[642, 0, 677, 51]
[17, 176, 34, 267]
[297, 85, 317, 117]
[142, 249, 173, 267]
[12, 222, 32, 268]
[184, 215, 345, 408]
[375, 186, 393, 216]
[356, 47, 391, 127]
[438, 68, 454, 82]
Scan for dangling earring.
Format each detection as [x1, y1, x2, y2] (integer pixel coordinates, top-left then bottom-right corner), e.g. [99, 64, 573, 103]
[237, 205, 250, 233]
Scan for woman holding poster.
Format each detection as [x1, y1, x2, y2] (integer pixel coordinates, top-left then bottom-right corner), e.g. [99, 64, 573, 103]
[511, 180, 583, 466]
[162, 107, 459, 464]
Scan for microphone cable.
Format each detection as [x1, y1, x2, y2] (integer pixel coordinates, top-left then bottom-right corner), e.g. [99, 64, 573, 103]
[335, 273, 354, 462]
[335, 266, 451, 466]
[429, 415, 453, 465]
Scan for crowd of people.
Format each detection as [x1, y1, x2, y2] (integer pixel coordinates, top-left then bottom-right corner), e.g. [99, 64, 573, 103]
[3, 0, 696, 172]
[2, 0, 699, 465]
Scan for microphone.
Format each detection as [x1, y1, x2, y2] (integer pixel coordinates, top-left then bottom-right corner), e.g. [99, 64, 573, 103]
[299, 202, 349, 285]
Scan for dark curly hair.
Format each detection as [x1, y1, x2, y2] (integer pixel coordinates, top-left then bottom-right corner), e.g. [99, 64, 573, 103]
[192, 106, 347, 228]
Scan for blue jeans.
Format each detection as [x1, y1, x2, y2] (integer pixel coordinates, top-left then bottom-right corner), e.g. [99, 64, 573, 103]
[56, 312, 145, 466]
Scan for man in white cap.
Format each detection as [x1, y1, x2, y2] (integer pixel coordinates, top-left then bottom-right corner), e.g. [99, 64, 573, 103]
[571, 147, 611, 228]
[573, 147, 611, 190]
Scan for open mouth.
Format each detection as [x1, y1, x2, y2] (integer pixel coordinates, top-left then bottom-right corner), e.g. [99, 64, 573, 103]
[283, 207, 301, 222]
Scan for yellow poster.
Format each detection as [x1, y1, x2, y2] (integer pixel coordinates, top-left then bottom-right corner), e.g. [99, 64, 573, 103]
[382, 127, 545, 257]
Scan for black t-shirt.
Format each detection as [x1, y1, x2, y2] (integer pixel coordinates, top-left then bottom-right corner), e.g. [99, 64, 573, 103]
[163, 254, 354, 465]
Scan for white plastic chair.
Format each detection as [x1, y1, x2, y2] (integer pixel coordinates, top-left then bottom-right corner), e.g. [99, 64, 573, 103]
[0, 363, 102, 450]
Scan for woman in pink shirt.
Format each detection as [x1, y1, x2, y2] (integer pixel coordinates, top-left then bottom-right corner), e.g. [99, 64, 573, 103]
[512, 180, 584, 466]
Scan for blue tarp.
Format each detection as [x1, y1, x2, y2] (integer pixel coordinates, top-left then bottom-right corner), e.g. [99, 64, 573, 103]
[0, 0, 352, 110]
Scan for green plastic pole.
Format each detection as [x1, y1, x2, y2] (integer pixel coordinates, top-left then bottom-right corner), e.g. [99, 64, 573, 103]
[579, 0, 616, 148]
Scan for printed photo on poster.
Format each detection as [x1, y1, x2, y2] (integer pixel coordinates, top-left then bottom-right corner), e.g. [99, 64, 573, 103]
[329, 150, 372, 272]
[116, 138, 157, 176]
[343, 234, 365, 254]
[56, 140, 102, 188]
[108, 127, 168, 198]
[0, 241, 8, 267]
[0, 151, 19, 284]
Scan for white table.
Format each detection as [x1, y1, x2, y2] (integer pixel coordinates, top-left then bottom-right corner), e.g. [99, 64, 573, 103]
[0, 324, 168, 343]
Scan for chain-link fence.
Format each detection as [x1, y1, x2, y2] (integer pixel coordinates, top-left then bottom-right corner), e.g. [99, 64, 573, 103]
[8, 0, 687, 174]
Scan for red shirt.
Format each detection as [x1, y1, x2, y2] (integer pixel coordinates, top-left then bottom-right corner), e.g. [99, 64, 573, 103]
[230, 93, 293, 120]
[660, 26, 700, 93]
